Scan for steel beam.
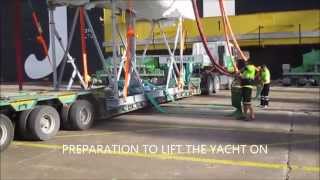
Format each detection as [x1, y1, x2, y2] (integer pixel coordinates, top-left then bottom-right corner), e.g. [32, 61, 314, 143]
[49, 7, 58, 90]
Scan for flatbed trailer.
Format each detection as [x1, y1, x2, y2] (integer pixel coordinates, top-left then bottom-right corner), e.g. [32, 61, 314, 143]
[281, 50, 320, 86]
[0, 84, 200, 152]
[0, 0, 203, 152]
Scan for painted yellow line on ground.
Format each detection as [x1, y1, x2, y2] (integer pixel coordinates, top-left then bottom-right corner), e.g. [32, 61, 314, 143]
[13, 141, 61, 149]
[302, 166, 320, 172]
[12, 141, 320, 173]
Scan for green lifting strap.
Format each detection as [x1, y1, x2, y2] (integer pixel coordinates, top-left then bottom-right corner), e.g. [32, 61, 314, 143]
[145, 93, 166, 113]
[165, 90, 175, 102]
[143, 80, 166, 113]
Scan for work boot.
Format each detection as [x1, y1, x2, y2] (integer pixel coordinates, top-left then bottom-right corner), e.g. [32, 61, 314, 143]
[236, 115, 246, 120]
[244, 117, 252, 121]
[260, 96, 265, 106]
[244, 114, 255, 121]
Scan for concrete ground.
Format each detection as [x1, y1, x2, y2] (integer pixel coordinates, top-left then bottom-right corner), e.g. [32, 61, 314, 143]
[1, 86, 319, 180]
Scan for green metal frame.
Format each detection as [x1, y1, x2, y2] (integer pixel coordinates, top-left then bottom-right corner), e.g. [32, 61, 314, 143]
[0, 90, 90, 112]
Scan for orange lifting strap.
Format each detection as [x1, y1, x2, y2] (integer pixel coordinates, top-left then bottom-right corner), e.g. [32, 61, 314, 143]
[218, 0, 238, 72]
[28, 0, 51, 64]
[218, 0, 248, 62]
[79, 7, 89, 85]
[123, 0, 134, 98]
[123, 25, 135, 98]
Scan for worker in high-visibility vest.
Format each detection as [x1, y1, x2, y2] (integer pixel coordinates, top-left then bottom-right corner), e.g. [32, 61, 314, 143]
[253, 66, 263, 100]
[260, 64, 271, 108]
[238, 60, 257, 121]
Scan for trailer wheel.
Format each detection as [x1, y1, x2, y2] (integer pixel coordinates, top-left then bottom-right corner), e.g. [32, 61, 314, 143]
[200, 77, 208, 95]
[297, 78, 307, 86]
[226, 77, 233, 90]
[207, 76, 214, 95]
[310, 79, 319, 86]
[60, 105, 71, 130]
[212, 76, 220, 94]
[16, 109, 34, 139]
[28, 106, 60, 141]
[69, 100, 94, 130]
[0, 114, 14, 152]
[282, 77, 291, 86]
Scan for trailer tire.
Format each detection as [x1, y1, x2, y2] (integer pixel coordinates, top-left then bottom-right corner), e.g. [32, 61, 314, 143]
[69, 100, 94, 130]
[297, 78, 307, 86]
[310, 79, 319, 86]
[28, 106, 60, 141]
[0, 114, 14, 152]
[200, 77, 208, 95]
[60, 105, 71, 130]
[16, 109, 34, 139]
[212, 76, 220, 94]
[207, 76, 214, 95]
[226, 78, 233, 90]
[282, 77, 291, 86]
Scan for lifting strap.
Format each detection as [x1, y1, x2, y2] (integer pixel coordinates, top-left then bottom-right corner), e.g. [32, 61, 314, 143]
[27, 0, 51, 64]
[191, 0, 231, 76]
[145, 93, 166, 113]
[218, 0, 238, 72]
[218, 0, 248, 61]
[123, 0, 134, 98]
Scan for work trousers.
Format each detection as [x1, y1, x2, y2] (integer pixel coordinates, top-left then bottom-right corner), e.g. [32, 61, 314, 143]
[260, 83, 270, 106]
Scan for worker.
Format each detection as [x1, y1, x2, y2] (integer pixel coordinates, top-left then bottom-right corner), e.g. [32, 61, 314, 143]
[237, 59, 257, 121]
[260, 64, 271, 108]
[253, 66, 263, 100]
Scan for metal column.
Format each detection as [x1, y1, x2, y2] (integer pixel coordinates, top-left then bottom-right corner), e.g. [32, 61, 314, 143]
[111, 0, 119, 98]
[141, 22, 156, 61]
[53, 25, 86, 89]
[14, 0, 23, 90]
[83, 10, 108, 71]
[58, 7, 80, 88]
[258, 25, 262, 47]
[299, 24, 302, 44]
[49, 6, 58, 90]
[158, 21, 179, 90]
[179, 17, 184, 89]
